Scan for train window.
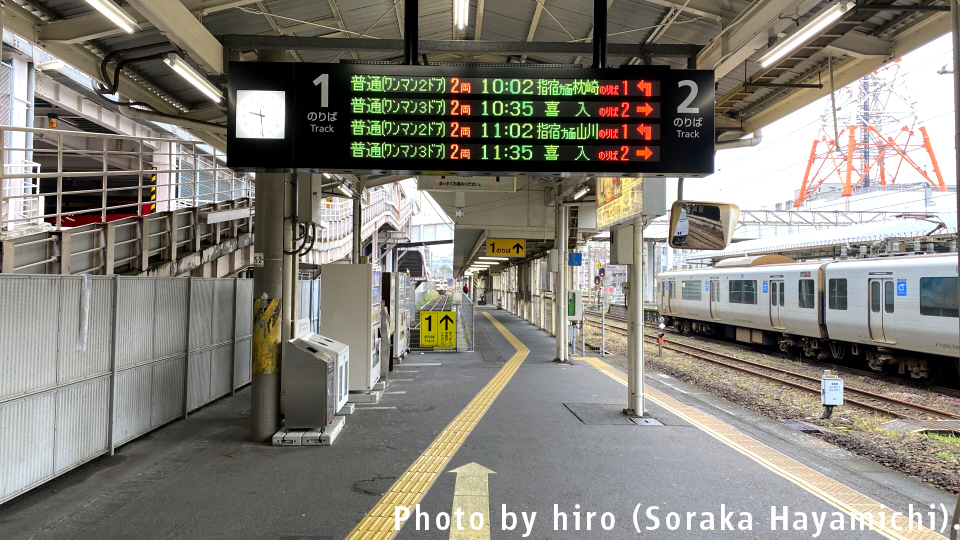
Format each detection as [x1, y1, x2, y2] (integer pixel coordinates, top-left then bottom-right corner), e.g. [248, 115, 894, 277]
[770, 282, 778, 306]
[681, 281, 702, 301]
[884, 281, 895, 313]
[798, 279, 814, 309]
[920, 277, 959, 317]
[729, 280, 757, 304]
[779, 283, 784, 306]
[828, 278, 847, 310]
[870, 281, 881, 313]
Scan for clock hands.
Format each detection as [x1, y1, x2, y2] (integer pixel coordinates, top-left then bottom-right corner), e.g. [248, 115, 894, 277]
[247, 110, 266, 137]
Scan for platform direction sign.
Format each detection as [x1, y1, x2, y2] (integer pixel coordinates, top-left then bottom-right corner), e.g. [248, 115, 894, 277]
[227, 62, 715, 176]
[420, 310, 456, 348]
[486, 239, 525, 257]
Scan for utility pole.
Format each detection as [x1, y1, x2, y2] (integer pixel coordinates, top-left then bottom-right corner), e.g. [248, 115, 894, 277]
[554, 196, 568, 362]
[626, 217, 645, 416]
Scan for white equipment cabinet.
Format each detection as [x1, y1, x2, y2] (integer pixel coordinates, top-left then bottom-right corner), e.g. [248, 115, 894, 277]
[308, 334, 350, 412]
[321, 264, 381, 392]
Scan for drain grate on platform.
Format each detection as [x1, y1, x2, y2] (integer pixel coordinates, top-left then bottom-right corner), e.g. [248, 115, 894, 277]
[779, 419, 821, 433]
[630, 417, 664, 426]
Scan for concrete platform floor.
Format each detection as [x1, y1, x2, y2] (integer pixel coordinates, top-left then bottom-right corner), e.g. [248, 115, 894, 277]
[0, 307, 956, 539]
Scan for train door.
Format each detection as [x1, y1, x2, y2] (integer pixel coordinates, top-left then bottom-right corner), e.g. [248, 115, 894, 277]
[868, 279, 897, 343]
[769, 280, 785, 329]
[709, 279, 720, 320]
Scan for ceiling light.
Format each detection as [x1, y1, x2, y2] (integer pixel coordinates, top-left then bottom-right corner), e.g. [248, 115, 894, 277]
[479, 256, 509, 261]
[323, 173, 332, 179]
[573, 187, 589, 200]
[37, 60, 65, 72]
[454, 0, 469, 30]
[758, 2, 852, 68]
[163, 54, 222, 102]
[85, 0, 140, 34]
[337, 184, 352, 197]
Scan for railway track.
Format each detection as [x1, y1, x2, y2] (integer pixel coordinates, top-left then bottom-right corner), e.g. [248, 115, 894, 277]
[583, 309, 960, 400]
[581, 310, 960, 426]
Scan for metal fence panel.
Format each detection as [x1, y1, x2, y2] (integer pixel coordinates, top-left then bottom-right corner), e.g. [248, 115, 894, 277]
[189, 279, 215, 350]
[212, 280, 235, 345]
[210, 344, 233, 401]
[116, 278, 156, 369]
[150, 356, 185, 428]
[0, 276, 60, 400]
[0, 391, 55, 502]
[235, 279, 253, 338]
[187, 349, 212, 411]
[155, 278, 189, 359]
[234, 337, 252, 388]
[457, 296, 475, 352]
[55, 376, 110, 474]
[57, 277, 113, 384]
[114, 364, 153, 445]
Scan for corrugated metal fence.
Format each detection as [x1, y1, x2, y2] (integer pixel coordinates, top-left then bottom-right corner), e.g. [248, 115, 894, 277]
[0, 275, 253, 505]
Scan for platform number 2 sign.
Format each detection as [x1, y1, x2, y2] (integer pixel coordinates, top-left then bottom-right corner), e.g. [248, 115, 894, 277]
[677, 80, 699, 114]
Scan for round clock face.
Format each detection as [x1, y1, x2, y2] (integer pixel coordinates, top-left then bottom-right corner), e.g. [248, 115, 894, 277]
[236, 90, 286, 139]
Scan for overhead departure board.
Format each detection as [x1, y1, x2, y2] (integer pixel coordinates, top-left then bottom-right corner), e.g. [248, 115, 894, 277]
[227, 62, 715, 177]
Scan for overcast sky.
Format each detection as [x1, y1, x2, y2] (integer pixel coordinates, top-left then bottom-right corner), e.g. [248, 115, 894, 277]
[681, 33, 957, 210]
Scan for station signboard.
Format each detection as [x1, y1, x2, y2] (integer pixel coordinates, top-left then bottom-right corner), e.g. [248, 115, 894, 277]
[420, 311, 456, 348]
[227, 63, 715, 176]
[486, 239, 525, 257]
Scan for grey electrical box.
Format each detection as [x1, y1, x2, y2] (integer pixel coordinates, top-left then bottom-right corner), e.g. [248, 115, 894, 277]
[297, 174, 326, 224]
[610, 224, 634, 264]
[640, 177, 667, 217]
[284, 334, 336, 429]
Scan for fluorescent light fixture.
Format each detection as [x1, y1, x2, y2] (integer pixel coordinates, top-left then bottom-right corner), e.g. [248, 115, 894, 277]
[163, 54, 222, 103]
[37, 60, 65, 72]
[323, 173, 332, 179]
[758, 2, 852, 68]
[453, 0, 469, 30]
[85, 0, 140, 34]
[573, 187, 589, 200]
[479, 256, 509, 261]
[337, 184, 352, 197]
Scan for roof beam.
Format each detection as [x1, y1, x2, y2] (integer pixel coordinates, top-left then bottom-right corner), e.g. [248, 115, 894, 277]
[741, 11, 950, 133]
[223, 35, 702, 57]
[253, 1, 303, 61]
[697, 0, 821, 81]
[126, 0, 224, 75]
[327, 0, 359, 60]
[474, 0, 485, 40]
[639, 0, 725, 21]
[519, 0, 546, 63]
[822, 31, 894, 59]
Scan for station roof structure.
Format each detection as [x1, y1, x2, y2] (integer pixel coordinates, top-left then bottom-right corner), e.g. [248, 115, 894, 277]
[4, 0, 952, 274]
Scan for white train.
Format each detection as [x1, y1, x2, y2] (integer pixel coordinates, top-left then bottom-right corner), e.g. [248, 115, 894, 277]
[656, 253, 960, 384]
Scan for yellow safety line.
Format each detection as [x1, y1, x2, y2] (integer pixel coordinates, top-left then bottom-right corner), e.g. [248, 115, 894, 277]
[345, 312, 528, 540]
[576, 356, 947, 540]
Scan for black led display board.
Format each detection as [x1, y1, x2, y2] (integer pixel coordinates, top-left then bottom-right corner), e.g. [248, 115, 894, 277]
[227, 62, 715, 177]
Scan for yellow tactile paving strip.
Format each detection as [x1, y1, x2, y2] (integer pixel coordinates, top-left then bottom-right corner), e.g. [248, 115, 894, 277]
[576, 356, 948, 540]
[345, 312, 528, 540]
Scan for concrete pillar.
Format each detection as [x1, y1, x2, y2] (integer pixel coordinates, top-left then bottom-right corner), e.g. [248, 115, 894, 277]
[352, 196, 362, 262]
[250, 48, 287, 442]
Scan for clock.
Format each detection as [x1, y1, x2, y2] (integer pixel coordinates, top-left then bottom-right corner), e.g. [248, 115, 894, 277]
[236, 90, 286, 139]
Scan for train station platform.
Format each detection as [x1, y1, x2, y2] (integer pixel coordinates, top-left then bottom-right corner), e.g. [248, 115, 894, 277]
[0, 308, 955, 539]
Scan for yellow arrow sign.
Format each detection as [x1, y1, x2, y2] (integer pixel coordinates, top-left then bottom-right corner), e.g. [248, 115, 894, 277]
[486, 239, 525, 257]
[449, 463, 495, 540]
[420, 311, 456, 348]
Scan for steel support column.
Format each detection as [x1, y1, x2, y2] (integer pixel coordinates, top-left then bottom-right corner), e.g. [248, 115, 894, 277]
[250, 48, 287, 442]
[953, 3, 960, 486]
[352, 196, 362, 262]
[403, 0, 418, 65]
[554, 198, 568, 362]
[592, 0, 608, 68]
[626, 217, 645, 416]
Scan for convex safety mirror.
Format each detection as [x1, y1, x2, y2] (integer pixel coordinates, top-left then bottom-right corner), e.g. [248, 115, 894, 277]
[668, 201, 740, 250]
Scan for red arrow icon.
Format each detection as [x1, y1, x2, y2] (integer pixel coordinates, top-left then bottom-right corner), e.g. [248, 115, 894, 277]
[636, 124, 652, 140]
[635, 103, 653, 116]
[636, 80, 652, 96]
[635, 147, 653, 160]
